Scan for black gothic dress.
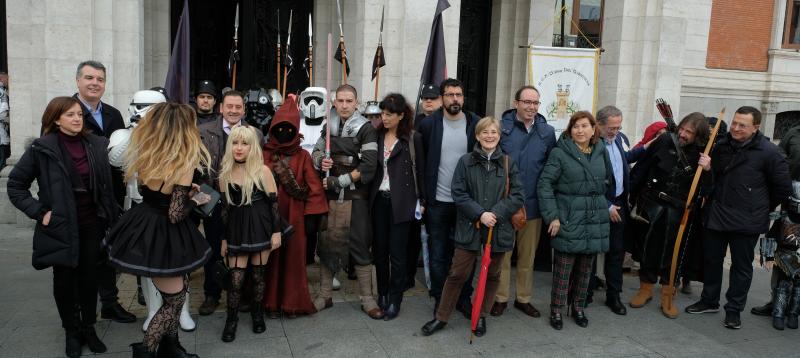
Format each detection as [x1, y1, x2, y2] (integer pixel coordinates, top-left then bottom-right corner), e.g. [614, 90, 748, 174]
[223, 183, 281, 255]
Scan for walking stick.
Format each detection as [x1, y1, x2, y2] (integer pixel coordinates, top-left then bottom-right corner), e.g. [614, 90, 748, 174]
[664, 107, 725, 313]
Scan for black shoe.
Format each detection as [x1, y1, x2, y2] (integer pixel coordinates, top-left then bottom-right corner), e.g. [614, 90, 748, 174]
[788, 314, 799, 329]
[605, 296, 627, 315]
[456, 300, 472, 320]
[157, 334, 199, 358]
[751, 301, 773, 316]
[81, 325, 107, 353]
[137, 286, 146, 306]
[65, 330, 82, 358]
[685, 301, 720, 314]
[572, 310, 588, 328]
[724, 311, 741, 329]
[474, 317, 486, 337]
[101, 303, 136, 323]
[384, 303, 400, 321]
[131, 342, 156, 358]
[221, 310, 238, 343]
[549, 313, 563, 330]
[378, 295, 389, 311]
[251, 304, 266, 334]
[421, 319, 447, 336]
[198, 297, 220, 316]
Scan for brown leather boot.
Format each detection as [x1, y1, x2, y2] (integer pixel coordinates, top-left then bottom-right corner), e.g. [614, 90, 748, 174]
[314, 265, 334, 311]
[629, 281, 654, 308]
[660, 285, 678, 319]
[355, 265, 384, 319]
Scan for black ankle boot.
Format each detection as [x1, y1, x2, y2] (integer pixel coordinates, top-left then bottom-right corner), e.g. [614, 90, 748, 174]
[81, 325, 107, 353]
[131, 342, 156, 358]
[474, 317, 487, 337]
[251, 303, 266, 334]
[65, 329, 82, 358]
[157, 334, 199, 358]
[221, 309, 238, 342]
[773, 281, 790, 330]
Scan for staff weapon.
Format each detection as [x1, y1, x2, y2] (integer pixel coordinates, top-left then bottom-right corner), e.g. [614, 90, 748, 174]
[306, 14, 314, 86]
[325, 33, 333, 177]
[276, 10, 282, 94]
[282, 9, 293, 99]
[372, 6, 385, 101]
[229, 2, 240, 90]
[336, 0, 349, 84]
[664, 107, 725, 315]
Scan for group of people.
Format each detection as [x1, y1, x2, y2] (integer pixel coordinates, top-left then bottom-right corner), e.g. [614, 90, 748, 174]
[6, 60, 800, 358]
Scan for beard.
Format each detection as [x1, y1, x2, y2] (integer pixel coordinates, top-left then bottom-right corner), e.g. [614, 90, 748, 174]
[445, 103, 461, 115]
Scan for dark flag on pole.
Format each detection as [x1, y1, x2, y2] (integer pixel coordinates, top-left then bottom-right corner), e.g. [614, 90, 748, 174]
[419, 0, 450, 86]
[164, 0, 190, 104]
[334, 41, 350, 76]
[371, 45, 386, 80]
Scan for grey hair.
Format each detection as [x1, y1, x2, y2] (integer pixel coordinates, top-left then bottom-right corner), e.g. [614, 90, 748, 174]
[596, 105, 622, 124]
[76, 60, 106, 79]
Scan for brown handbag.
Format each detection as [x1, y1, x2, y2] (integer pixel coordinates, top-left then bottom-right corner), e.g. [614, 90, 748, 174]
[503, 155, 527, 231]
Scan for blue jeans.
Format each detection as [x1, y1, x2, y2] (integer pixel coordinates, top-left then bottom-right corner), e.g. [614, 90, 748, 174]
[426, 201, 474, 304]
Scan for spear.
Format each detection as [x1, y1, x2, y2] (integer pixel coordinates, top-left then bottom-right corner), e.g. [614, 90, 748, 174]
[306, 14, 314, 86]
[276, 10, 282, 93]
[282, 9, 294, 99]
[371, 5, 386, 101]
[229, 2, 240, 90]
[334, 0, 350, 84]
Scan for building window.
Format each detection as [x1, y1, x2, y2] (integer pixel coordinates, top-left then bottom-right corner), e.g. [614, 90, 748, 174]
[783, 0, 800, 49]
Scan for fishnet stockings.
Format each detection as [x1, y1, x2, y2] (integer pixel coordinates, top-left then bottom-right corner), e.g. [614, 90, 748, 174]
[252, 265, 267, 303]
[227, 268, 246, 311]
[143, 288, 185, 352]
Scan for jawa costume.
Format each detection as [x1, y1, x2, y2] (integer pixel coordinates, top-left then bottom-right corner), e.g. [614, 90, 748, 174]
[311, 108, 383, 319]
[262, 95, 328, 316]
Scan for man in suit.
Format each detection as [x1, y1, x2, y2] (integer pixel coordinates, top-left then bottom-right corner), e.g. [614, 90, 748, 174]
[73, 60, 135, 323]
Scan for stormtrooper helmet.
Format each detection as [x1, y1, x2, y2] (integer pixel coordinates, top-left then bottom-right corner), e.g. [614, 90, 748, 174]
[128, 90, 167, 126]
[299, 87, 328, 120]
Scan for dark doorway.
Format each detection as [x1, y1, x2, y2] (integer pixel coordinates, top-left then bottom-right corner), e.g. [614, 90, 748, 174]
[456, 0, 492, 117]
[170, 0, 312, 97]
[775, 110, 800, 140]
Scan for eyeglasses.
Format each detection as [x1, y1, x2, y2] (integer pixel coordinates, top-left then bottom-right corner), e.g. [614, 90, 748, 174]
[443, 93, 464, 99]
[517, 100, 541, 106]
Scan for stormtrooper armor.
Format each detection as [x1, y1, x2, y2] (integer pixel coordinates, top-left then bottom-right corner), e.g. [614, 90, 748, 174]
[299, 87, 328, 154]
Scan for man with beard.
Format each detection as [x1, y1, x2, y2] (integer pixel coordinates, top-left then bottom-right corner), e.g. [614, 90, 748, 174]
[417, 78, 480, 317]
[312, 84, 383, 319]
[627, 113, 709, 318]
[195, 80, 219, 125]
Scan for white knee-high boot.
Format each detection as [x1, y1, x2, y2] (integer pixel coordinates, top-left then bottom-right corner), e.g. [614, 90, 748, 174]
[179, 290, 196, 331]
[142, 277, 162, 332]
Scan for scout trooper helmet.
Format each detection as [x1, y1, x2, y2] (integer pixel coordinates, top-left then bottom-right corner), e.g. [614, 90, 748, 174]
[299, 87, 328, 120]
[127, 90, 167, 126]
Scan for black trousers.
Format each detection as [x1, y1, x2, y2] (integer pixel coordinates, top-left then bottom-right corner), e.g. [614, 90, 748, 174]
[603, 208, 626, 298]
[53, 224, 103, 329]
[305, 214, 323, 264]
[372, 194, 411, 304]
[201, 206, 224, 299]
[700, 229, 759, 313]
[405, 220, 422, 289]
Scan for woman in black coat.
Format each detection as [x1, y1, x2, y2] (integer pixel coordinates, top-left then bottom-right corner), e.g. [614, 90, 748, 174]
[370, 93, 426, 320]
[7, 96, 118, 358]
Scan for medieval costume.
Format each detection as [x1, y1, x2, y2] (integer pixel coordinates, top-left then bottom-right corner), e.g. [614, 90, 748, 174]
[627, 132, 702, 318]
[262, 95, 328, 316]
[311, 107, 382, 319]
[762, 183, 800, 330]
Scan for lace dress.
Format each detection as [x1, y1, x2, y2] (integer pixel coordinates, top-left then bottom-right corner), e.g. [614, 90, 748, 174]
[103, 185, 211, 277]
[223, 183, 282, 255]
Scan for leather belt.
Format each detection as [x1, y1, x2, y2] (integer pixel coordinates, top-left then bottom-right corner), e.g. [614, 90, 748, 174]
[379, 191, 391, 198]
[332, 155, 355, 165]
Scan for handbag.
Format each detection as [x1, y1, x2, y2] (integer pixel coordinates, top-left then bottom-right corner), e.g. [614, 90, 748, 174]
[503, 155, 527, 231]
[193, 183, 221, 218]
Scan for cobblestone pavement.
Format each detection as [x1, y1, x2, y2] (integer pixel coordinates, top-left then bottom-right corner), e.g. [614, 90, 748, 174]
[0, 224, 795, 357]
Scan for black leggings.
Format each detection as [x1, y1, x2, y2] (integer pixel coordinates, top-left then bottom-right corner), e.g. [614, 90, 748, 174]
[52, 224, 103, 330]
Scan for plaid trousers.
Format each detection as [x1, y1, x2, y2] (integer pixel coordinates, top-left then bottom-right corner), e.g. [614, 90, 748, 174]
[550, 250, 595, 312]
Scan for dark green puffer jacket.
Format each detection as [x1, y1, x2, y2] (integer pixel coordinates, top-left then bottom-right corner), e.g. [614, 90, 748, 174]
[537, 136, 611, 254]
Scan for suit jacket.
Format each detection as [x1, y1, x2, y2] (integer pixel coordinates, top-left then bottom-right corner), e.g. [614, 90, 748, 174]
[605, 132, 640, 210]
[72, 93, 125, 139]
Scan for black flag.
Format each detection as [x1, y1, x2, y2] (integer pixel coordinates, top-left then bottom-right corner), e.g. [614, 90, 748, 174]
[371, 45, 386, 80]
[165, 0, 190, 104]
[334, 40, 350, 76]
[419, 0, 450, 86]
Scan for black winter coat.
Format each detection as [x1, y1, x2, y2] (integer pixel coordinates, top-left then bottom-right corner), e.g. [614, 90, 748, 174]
[7, 133, 117, 269]
[370, 131, 426, 224]
[705, 131, 791, 235]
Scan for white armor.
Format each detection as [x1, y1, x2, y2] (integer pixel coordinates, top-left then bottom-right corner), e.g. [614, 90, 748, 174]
[299, 87, 328, 154]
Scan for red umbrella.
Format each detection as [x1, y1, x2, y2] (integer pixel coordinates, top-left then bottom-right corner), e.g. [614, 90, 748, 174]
[470, 226, 494, 343]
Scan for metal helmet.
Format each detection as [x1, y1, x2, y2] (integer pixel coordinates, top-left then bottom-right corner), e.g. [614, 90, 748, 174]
[267, 89, 283, 110]
[299, 87, 328, 120]
[363, 101, 381, 116]
[127, 90, 166, 126]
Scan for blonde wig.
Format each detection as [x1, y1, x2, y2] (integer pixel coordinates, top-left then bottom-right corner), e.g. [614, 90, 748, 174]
[219, 125, 275, 206]
[124, 102, 211, 187]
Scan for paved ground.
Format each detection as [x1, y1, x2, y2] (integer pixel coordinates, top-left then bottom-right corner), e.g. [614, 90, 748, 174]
[0, 223, 796, 358]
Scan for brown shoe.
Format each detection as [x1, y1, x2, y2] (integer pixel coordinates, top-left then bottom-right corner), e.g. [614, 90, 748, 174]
[514, 301, 541, 318]
[363, 306, 385, 320]
[490, 301, 507, 316]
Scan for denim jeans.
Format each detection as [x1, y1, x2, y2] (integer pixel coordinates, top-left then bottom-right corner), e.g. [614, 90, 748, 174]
[425, 201, 473, 304]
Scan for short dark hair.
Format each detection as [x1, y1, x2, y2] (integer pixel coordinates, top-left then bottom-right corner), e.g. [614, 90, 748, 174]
[564, 111, 599, 145]
[514, 86, 540, 101]
[41, 96, 88, 136]
[336, 84, 358, 99]
[735, 106, 762, 126]
[439, 78, 464, 96]
[76, 60, 106, 79]
[378, 93, 414, 139]
[678, 112, 709, 146]
[222, 90, 245, 103]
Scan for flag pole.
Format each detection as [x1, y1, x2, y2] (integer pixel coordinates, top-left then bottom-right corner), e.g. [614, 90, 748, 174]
[282, 10, 293, 99]
[336, 0, 348, 85]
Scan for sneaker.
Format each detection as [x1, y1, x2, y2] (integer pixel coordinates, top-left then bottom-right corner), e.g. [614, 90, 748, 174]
[685, 301, 720, 314]
[724, 311, 742, 329]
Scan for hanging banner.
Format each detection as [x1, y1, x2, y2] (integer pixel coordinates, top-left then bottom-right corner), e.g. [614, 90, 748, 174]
[527, 46, 600, 137]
